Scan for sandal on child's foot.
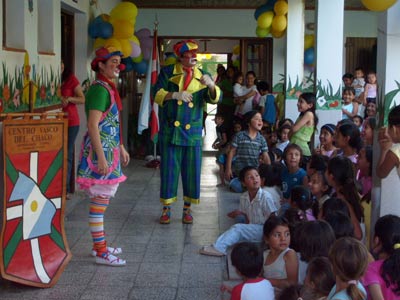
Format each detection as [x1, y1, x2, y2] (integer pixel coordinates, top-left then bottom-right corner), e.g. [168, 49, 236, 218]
[91, 246, 122, 257]
[199, 245, 225, 257]
[95, 253, 126, 266]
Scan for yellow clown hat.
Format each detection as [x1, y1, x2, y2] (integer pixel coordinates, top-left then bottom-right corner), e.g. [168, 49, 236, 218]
[173, 40, 198, 57]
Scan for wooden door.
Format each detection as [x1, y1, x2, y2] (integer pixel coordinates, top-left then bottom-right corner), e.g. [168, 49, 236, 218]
[345, 37, 377, 74]
[241, 38, 273, 85]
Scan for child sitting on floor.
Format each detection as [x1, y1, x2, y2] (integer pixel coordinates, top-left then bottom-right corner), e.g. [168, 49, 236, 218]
[200, 166, 278, 256]
[221, 242, 275, 300]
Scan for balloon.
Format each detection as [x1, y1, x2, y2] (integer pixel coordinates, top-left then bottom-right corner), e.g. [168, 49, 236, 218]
[98, 22, 113, 39]
[110, 19, 134, 39]
[274, 1, 288, 16]
[304, 47, 315, 65]
[164, 56, 177, 65]
[130, 35, 140, 45]
[304, 34, 314, 50]
[130, 41, 142, 58]
[142, 47, 152, 60]
[133, 60, 148, 75]
[257, 11, 274, 29]
[93, 38, 106, 50]
[132, 53, 143, 63]
[119, 39, 132, 58]
[110, 2, 138, 22]
[121, 57, 134, 72]
[104, 38, 122, 51]
[232, 60, 240, 68]
[254, 0, 277, 20]
[272, 15, 287, 32]
[233, 45, 240, 55]
[361, 0, 397, 11]
[135, 28, 151, 39]
[256, 26, 270, 38]
[271, 28, 286, 38]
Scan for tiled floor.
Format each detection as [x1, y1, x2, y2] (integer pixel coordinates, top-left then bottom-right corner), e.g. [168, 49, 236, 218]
[0, 118, 243, 299]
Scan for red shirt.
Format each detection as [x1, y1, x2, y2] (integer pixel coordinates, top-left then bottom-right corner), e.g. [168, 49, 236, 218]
[61, 74, 80, 127]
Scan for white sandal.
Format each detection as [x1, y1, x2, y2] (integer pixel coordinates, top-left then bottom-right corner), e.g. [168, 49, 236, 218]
[95, 253, 126, 267]
[91, 246, 122, 257]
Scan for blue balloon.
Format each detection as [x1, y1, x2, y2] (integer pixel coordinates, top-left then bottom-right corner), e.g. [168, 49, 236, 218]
[132, 60, 148, 75]
[304, 47, 315, 65]
[88, 22, 99, 38]
[254, 0, 277, 20]
[121, 57, 134, 72]
[98, 22, 113, 39]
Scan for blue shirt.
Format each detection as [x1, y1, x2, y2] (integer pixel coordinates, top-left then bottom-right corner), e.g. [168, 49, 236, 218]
[281, 167, 307, 199]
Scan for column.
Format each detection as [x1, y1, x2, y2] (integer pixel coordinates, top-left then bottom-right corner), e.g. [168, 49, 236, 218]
[314, 0, 344, 142]
[285, 0, 305, 122]
[373, 1, 400, 219]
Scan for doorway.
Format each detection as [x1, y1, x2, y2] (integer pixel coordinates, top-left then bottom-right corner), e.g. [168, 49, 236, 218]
[345, 37, 377, 74]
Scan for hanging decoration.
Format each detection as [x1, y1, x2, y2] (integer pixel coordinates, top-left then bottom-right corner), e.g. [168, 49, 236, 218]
[361, 0, 397, 11]
[254, 0, 288, 39]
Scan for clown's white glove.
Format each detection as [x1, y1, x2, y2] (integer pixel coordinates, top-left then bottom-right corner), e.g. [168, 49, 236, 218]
[201, 74, 215, 89]
[172, 91, 193, 103]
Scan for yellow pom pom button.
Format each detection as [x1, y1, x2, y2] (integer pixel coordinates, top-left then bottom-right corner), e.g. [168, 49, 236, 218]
[185, 124, 191, 130]
[188, 102, 194, 108]
[174, 121, 180, 127]
[177, 100, 183, 105]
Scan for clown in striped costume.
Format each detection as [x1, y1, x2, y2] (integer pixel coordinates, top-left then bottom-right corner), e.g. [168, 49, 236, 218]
[77, 47, 130, 266]
[153, 40, 222, 224]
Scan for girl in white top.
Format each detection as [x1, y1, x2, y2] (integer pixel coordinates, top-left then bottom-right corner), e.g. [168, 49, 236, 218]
[263, 216, 298, 289]
[377, 104, 400, 179]
[342, 87, 359, 120]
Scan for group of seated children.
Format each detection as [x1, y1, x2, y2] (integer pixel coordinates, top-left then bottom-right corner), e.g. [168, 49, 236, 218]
[204, 94, 400, 299]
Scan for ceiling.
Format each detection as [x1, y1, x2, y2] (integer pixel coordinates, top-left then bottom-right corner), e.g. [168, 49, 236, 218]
[129, 0, 366, 10]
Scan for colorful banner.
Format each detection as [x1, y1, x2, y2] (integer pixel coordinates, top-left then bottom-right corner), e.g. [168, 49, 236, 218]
[1, 114, 71, 288]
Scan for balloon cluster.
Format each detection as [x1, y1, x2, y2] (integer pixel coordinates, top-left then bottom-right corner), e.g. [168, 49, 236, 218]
[254, 0, 288, 38]
[304, 34, 315, 67]
[88, 2, 148, 74]
[361, 0, 397, 11]
[231, 45, 240, 68]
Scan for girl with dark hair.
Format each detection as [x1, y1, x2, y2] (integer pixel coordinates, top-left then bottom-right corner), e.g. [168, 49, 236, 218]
[328, 237, 368, 300]
[361, 117, 376, 146]
[377, 104, 400, 178]
[335, 122, 363, 164]
[363, 214, 400, 300]
[325, 156, 363, 240]
[316, 123, 337, 158]
[290, 185, 316, 221]
[305, 257, 335, 299]
[290, 92, 318, 160]
[263, 215, 299, 289]
[295, 220, 336, 284]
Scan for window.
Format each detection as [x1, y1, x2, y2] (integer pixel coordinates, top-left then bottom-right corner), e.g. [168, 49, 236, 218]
[3, 0, 25, 49]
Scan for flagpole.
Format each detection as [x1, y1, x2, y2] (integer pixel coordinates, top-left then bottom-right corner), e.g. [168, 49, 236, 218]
[153, 15, 159, 162]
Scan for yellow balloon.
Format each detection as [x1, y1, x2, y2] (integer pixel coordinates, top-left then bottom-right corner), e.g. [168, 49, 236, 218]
[272, 15, 287, 32]
[130, 35, 140, 45]
[361, 0, 397, 11]
[274, 1, 288, 16]
[233, 45, 240, 55]
[93, 38, 106, 50]
[304, 34, 314, 49]
[257, 11, 274, 29]
[119, 39, 132, 58]
[271, 28, 286, 38]
[104, 38, 122, 52]
[110, 2, 138, 21]
[256, 26, 270, 38]
[110, 19, 134, 39]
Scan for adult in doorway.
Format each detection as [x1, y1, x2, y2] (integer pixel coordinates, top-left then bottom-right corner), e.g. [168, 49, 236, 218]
[153, 40, 222, 224]
[217, 65, 236, 134]
[61, 60, 85, 196]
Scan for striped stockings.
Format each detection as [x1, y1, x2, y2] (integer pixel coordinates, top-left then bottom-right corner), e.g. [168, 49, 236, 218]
[89, 196, 110, 255]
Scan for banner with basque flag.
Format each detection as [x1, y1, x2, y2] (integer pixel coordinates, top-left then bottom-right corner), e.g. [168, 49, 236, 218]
[0, 114, 71, 287]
